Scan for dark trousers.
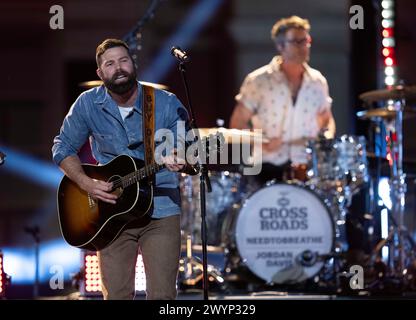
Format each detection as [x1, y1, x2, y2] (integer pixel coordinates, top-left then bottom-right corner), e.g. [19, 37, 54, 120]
[97, 214, 181, 300]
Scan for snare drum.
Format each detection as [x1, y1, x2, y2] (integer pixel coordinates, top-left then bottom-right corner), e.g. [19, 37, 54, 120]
[222, 182, 335, 284]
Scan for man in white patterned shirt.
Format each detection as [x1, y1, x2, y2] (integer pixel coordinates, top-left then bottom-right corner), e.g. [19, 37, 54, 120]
[230, 16, 336, 184]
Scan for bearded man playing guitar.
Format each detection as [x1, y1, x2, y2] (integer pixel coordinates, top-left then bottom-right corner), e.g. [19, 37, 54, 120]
[52, 39, 199, 300]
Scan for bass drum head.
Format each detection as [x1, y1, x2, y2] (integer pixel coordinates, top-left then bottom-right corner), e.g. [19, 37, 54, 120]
[234, 182, 334, 283]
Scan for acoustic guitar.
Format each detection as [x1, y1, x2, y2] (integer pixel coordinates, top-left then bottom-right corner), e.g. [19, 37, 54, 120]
[57, 133, 223, 251]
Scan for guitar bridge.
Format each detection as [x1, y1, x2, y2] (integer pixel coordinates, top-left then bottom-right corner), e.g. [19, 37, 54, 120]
[87, 193, 97, 209]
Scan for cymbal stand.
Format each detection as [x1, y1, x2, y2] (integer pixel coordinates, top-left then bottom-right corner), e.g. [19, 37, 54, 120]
[386, 99, 405, 275]
[177, 179, 208, 289]
[378, 97, 414, 280]
[178, 233, 225, 290]
[179, 234, 204, 286]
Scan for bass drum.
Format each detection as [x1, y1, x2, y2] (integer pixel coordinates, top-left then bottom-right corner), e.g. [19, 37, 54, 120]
[222, 182, 335, 284]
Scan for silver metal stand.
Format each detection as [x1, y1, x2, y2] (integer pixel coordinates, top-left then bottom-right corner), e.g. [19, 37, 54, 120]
[385, 98, 407, 275]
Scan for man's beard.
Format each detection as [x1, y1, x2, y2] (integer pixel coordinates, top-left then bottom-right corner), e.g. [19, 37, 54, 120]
[103, 70, 137, 95]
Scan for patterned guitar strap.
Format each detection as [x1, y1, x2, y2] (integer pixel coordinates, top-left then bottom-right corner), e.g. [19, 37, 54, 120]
[142, 84, 155, 186]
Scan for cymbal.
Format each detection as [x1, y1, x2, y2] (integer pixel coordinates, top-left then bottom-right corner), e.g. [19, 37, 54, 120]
[194, 127, 269, 143]
[356, 107, 416, 121]
[359, 85, 416, 103]
[78, 80, 169, 90]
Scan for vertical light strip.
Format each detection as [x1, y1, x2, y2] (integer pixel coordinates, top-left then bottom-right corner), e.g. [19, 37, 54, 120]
[381, 0, 396, 87]
[0, 252, 4, 297]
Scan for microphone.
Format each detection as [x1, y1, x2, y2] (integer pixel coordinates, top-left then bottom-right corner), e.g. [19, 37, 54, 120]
[171, 46, 190, 63]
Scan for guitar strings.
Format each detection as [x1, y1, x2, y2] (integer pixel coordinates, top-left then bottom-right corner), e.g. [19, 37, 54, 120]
[111, 162, 165, 190]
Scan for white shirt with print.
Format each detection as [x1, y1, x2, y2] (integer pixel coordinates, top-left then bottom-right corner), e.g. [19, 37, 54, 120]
[235, 56, 333, 166]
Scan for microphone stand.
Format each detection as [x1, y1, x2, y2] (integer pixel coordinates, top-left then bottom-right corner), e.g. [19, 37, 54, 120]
[25, 226, 40, 298]
[176, 59, 212, 300]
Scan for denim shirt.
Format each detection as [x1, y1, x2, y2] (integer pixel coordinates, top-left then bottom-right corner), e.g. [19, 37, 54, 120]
[52, 81, 190, 218]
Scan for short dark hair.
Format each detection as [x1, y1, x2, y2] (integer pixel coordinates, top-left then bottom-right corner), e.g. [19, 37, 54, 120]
[271, 16, 311, 46]
[96, 38, 132, 67]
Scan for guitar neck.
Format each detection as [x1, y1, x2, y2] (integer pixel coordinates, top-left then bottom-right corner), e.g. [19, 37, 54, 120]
[113, 161, 165, 190]
[110, 133, 223, 190]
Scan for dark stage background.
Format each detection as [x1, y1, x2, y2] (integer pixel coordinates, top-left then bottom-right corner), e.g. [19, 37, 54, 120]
[0, 0, 415, 298]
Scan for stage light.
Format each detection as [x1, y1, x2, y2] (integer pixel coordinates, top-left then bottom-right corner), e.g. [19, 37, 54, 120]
[79, 252, 101, 296]
[0, 252, 4, 297]
[79, 251, 146, 297]
[378, 177, 392, 211]
[0, 146, 62, 190]
[382, 9, 394, 19]
[381, 0, 394, 9]
[382, 28, 393, 38]
[384, 66, 394, 76]
[382, 47, 391, 57]
[381, 1, 396, 87]
[135, 254, 147, 292]
[82, 253, 101, 295]
[0, 251, 10, 299]
[380, 208, 389, 260]
[384, 57, 394, 66]
[382, 19, 394, 28]
[382, 0, 394, 9]
[385, 76, 395, 86]
[382, 38, 395, 48]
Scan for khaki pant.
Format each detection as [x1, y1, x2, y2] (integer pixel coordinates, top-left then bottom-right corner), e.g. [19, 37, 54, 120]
[97, 214, 181, 300]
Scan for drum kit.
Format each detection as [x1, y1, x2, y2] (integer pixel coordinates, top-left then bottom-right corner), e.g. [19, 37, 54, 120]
[178, 85, 416, 295]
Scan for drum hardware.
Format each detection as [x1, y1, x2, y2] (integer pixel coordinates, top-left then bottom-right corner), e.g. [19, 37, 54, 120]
[357, 84, 416, 292]
[296, 250, 344, 267]
[297, 250, 348, 290]
[180, 131, 373, 293]
[365, 203, 416, 291]
[177, 234, 225, 289]
[178, 169, 247, 292]
[180, 171, 247, 247]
